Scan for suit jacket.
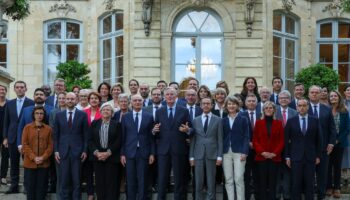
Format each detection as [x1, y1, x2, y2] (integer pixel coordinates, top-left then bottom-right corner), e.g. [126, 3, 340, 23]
[54, 109, 89, 158]
[155, 105, 191, 155]
[186, 105, 203, 121]
[17, 104, 54, 146]
[46, 95, 55, 107]
[161, 98, 187, 107]
[143, 98, 153, 107]
[222, 114, 250, 155]
[308, 103, 336, 149]
[241, 109, 262, 141]
[112, 109, 131, 123]
[121, 111, 155, 159]
[269, 93, 280, 105]
[284, 115, 322, 162]
[252, 119, 284, 162]
[89, 119, 122, 163]
[275, 106, 298, 125]
[143, 104, 162, 120]
[3, 97, 34, 144]
[189, 114, 223, 160]
[289, 99, 297, 110]
[84, 107, 102, 126]
[335, 112, 350, 147]
[211, 108, 228, 118]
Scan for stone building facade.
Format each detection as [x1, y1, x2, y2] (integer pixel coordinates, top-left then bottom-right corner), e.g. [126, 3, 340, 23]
[0, 0, 349, 97]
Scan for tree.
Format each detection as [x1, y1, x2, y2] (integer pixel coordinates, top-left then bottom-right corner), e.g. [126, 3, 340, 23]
[56, 61, 92, 91]
[295, 63, 339, 94]
[343, 0, 350, 12]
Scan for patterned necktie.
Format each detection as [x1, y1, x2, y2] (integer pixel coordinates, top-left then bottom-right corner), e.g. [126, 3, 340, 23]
[204, 115, 209, 133]
[282, 109, 287, 126]
[68, 112, 73, 128]
[302, 117, 306, 135]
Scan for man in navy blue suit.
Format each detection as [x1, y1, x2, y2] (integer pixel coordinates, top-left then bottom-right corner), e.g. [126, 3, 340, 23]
[121, 94, 155, 200]
[54, 92, 88, 200]
[185, 89, 202, 121]
[153, 87, 191, 200]
[46, 78, 66, 108]
[2, 81, 34, 193]
[308, 85, 336, 200]
[140, 83, 153, 107]
[289, 83, 305, 110]
[285, 98, 322, 200]
[269, 76, 283, 105]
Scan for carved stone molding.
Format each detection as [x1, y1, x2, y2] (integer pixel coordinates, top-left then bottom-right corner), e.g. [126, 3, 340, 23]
[245, 0, 255, 37]
[142, 0, 153, 36]
[49, 0, 77, 17]
[281, 0, 295, 12]
[322, 0, 343, 17]
[104, 0, 117, 11]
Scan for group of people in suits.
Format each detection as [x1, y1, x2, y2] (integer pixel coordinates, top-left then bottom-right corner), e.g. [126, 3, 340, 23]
[0, 75, 350, 200]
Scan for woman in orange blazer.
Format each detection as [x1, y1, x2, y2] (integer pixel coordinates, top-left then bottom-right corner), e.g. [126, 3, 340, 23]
[252, 101, 284, 200]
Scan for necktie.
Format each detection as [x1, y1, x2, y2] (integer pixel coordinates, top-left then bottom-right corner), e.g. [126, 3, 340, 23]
[135, 112, 139, 132]
[313, 106, 318, 118]
[189, 106, 194, 121]
[168, 108, 173, 121]
[250, 111, 255, 129]
[17, 99, 22, 117]
[204, 115, 209, 133]
[275, 94, 278, 104]
[282, 109, 287, 126]
[68, 112, 73, 128]
[301, 117, 306, 135]
[55, 95, 59, 108]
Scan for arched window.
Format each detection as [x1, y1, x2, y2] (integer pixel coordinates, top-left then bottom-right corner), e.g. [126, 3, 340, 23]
[43, 19, 83, 85]
[317, 19, 350, 91]
[273, 12, 299, 92]
[0, 28, 8, 69]
[173, 10, 223, 89]
[99, 11, 123, 84]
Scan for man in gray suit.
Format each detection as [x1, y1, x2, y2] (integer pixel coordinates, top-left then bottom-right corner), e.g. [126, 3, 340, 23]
[275, 90, 297, 200]
[190, 97, 223, 200]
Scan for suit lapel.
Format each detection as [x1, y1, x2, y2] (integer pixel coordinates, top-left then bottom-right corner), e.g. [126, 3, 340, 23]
[206, 115, 215, 135]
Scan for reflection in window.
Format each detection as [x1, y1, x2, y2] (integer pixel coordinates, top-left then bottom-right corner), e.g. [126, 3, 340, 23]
[273, 12, 298, 92]
[173, 10, 222, 89]
[44, 19, 82, 84]
[100, 12, 123, 84]
[318, 20, 350, 91]
[0, 43, 7, 68]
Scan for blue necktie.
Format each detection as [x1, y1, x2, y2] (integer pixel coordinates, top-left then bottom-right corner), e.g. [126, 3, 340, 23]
[204, 115, 209, 133]
[17, 99, 22, 117]
[189, 106, 194, 121]
[313, 106, 318, 118]
[302, 117, 306, 135]
[135, 112, 139, 132]
[168, 108, 173, 121]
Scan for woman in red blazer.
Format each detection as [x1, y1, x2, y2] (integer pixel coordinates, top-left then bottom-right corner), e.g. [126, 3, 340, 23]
[252, 101, 284, 200]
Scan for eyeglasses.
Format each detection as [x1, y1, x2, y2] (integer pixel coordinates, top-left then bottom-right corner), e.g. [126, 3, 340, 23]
[34, 112, 44, 115]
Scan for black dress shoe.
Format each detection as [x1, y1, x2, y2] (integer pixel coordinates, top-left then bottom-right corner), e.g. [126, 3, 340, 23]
[5, 186, 19, 194]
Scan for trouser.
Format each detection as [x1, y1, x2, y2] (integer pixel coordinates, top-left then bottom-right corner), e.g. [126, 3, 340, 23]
[257, 160, 278, 200]
[316, 152, 329, 199]
[327, 146, 344, 190]
[0, 143, 9, 179]
[8, 143, 20, 188]
[25, 167, 49, 200]
[94, 162, 120, 200]
[223, 151, 246, 200]
[194, 158, 217, 200]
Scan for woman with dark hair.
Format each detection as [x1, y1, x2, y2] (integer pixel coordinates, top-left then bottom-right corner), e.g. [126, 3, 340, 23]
[22, 106, 53, 200]
[252, 101, 284, 200]
[216, 80, 230, 95]
[320, 87, 330, 106]
[326, 90, 350, 198]
[240, 77, 261, 105]
[98, 82, 112, 104]
[197, 85, 212, 103]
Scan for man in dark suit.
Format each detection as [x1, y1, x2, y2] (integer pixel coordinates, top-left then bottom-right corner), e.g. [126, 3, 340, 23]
[308, 85, 336, 200]
[285, 98, 322, 200]
[190, 97, 223, 200]
[153, 87, 191, 200]
[161, 82, 187, 107]
[144, 87, 162, 119]
[289, 83, 305, 110]
[269, 76, 283, 105]
[140, 83, 153, 107]
[242, 94, 261, 200]
[54, 92, 88, 200]
[257, 86, 271, 113]
[46, 78, 66, 108]
[2, 81, 34, 193]
[121, 94, 155, 200]
[185, 89, 202, 121]
[275, 90, 298, 200]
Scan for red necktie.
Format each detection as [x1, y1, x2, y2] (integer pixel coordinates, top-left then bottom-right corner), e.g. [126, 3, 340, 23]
[68, 112, 72, 128]
[282, 109, 287, 126]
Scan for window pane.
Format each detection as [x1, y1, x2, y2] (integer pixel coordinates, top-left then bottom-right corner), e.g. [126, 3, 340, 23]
[47, 22, 61, 39]
[201, 15, 221, 32]
[103, 39, 111, 59]
[115, 13, 123, 31]
[115, 36, 123, 57]
[273, 36, 281, 57]
[47, 44, 61, 84]
[286, 59, 295, 79]
[339, 64, 350, 83]
[188, 11, 208, 30]
[285, 39, 295, 59]
[273, 57, 281, 77]
[66, 22, 80, 39]
[116, 56, 123, 83]
[0, 44, 6, 63]
[175, 64, 195, 83]
[320, 23, 332, 38]
[285, 80, 295, 94]
[285, 16, 295, 34]
[175, 38, 196, 64]
[338, 22, 350, 38]
[201, 64, 221, 90]
[273, 14, 282, 31]
[319, 44, 333, 63]
[66, 45, 79, 61]
[103, 16, 112, 34]
[176, 15, 196, 32]
[201, 38, 221, 64]
[103, 59, 111, 83]
[338, 44, 350, 62]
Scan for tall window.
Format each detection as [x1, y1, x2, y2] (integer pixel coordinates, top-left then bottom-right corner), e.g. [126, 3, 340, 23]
[44, 19, 83, 85]
[173, 10, 223, 89]
[99, 11, 123, 84]
[273, 12, 299, 92]
[317, 19, 350, 92]
[0, 34, 8, 69]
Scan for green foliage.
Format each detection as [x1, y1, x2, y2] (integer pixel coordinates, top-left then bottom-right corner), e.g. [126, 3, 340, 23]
[343, 0, 350, 12]
[56, 61, 92, 91]
[295, 64, 339, 94]
[4, 0, 30, 21]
